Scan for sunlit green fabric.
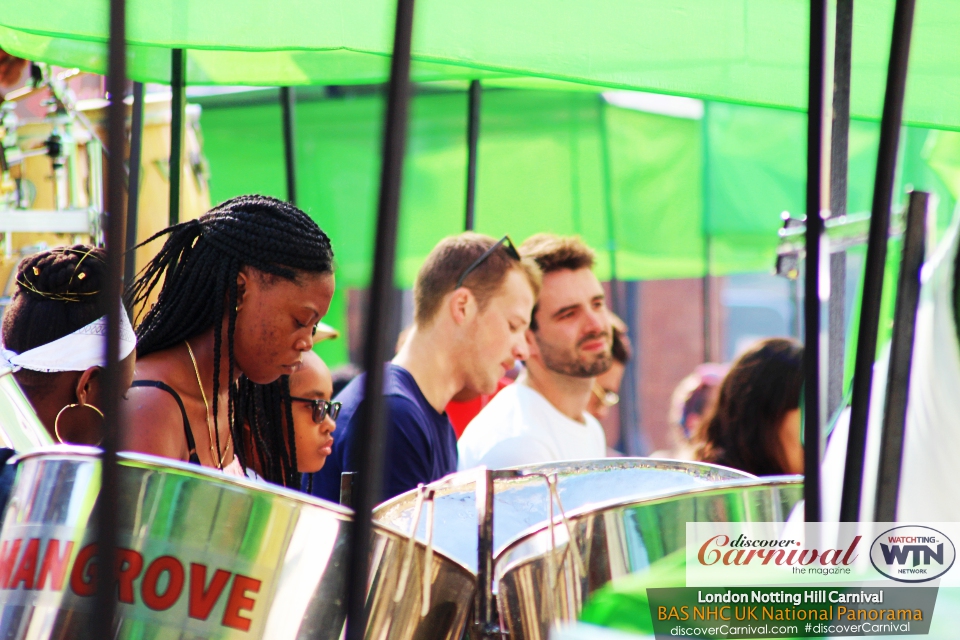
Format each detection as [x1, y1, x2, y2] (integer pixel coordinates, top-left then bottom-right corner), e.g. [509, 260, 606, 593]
[199, 87, 960, 366]
[2, 0, 960, 129]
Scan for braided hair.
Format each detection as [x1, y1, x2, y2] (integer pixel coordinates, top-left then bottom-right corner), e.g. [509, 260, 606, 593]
[234, 375, 299, 487]
[127, 195, 334, 469]
[3, 245, 109, 395]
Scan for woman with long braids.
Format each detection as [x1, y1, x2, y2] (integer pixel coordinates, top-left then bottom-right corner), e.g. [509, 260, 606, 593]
[122, 195, 335, 475]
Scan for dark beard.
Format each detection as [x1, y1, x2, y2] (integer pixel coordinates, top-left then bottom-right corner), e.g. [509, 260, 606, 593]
[536, 332, 613, 378]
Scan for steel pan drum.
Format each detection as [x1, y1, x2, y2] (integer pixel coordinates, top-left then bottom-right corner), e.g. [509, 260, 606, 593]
[370, 459, 751, 639]
[374, 459, 751, 574]
[0, 447, 353, 639]
[496, 476, 804, 640]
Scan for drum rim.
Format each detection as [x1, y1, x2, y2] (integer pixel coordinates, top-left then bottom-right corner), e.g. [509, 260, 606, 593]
[11, 445, 355, 519]
[375, 457, 754, 523]
[494, 475, 804, 579]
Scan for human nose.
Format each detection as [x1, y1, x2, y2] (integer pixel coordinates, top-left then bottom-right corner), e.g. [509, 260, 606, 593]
[512, 333, 530, 362]
[322, 415, 336, 434]
[294, 332, 312, 352]
[584, 306, 608, 335]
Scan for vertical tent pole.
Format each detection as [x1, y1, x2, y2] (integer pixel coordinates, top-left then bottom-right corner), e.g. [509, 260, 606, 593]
[827, 0, 853, 418]
[94, 0, 127, 633]
[840, 0, 917, 522]
[280, 86, 298, 205]
[701, 102, 713, 362]
[465, 79, 481, 231]
[803, 0, 831, 524]
[343, 0, 415, 637]
[169, 48, 186, 226]
[124, 81, 144, 291]
[874, 190, 927, 522]
[597, 97, 621, 317]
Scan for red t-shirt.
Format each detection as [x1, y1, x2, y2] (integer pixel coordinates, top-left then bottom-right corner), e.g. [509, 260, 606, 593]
[445, 377, 512, 438]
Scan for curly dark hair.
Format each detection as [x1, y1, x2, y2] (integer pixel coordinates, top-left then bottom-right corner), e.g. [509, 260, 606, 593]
[126, 195, 334, 471]
[696, 338, 803, 476]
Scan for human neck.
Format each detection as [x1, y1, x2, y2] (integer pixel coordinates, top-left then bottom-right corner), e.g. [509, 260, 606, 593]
[392, 325, 463, 413]
[520, 360, 593, 423]
[184, 323, 240, 403]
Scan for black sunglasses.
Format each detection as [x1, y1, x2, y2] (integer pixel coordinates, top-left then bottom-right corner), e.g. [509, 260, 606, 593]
[289, 397, 342, 423]
[455, 235, 521, 289]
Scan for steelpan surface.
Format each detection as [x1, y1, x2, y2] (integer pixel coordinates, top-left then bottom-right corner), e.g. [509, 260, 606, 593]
[0, 370, 54, 453]
[496, 476, 804, 640]
[0, 447, 353, 639]
[373, 458, 750, 574]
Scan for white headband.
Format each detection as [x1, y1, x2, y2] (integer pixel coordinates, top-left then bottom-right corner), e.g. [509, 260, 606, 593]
[0, 312, 137, 373]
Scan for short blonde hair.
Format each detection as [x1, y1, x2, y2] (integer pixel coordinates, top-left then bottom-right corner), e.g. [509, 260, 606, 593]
[414, 233, 541, 327]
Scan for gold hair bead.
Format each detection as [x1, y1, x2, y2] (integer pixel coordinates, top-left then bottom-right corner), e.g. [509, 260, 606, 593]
[32, 267, 39, 275]
[77, 272, 86, 280]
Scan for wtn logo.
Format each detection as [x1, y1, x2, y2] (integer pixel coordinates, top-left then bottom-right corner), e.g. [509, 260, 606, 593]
[880, 542, 944, 567]
[871, 526, 956, 583]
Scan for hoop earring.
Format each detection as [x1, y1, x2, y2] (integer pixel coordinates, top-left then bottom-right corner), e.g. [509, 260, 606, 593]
[54, 403, 105, 446]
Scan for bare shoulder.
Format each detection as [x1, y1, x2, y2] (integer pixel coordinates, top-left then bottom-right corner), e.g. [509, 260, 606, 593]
[121, 383, 189, 461]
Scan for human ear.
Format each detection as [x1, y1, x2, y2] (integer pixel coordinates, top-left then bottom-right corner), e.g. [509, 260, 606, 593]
[236, 269, 249, 313]
[75, 367, 102, 408]
[449, 288, 473, 325]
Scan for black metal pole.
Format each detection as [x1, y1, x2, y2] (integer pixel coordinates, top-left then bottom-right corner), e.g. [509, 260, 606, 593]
[874, 190, 927, 522]
[465, 80, 481, 231]
[343, 0, 416, 637]
[827, 0, 853, 418]
[839, 0, 917, 522]
[124, 81, 144, 291]
[169, 48, 186, 226]
[597, 97, 621, 318]
[280, 86, 298, 205]
[701, 103, 713, 363]
[94, 0, 126, 633]
[803, 0, 830, 524]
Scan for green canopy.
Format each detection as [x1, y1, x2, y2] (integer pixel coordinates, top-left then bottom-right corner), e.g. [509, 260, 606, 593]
[198, 87, 960, 366]
[2, 0, 960, 130]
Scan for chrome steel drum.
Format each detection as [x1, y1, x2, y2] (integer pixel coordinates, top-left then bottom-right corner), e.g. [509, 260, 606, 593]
[0, 370, 54, 452]
[496, 476, 804, 640]
[375, 459, 751, 574]
[370, 459, 750, 639]
[0, 447, 352, 639]
[366, 520, 476, 640]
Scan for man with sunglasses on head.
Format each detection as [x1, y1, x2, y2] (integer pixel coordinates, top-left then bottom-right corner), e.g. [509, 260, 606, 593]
[304, 234, 541, 502]
[458, 234, 613, 470]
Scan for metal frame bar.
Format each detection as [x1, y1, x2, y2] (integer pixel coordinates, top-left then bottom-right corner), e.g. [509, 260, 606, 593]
[124, 82, 145, 290]
[803, 0, 830, 524]
[873, 190, 927, 522]
[701, 102, 713, 362]
[281, 86, 298, 205]
[169, 48, 186, 226]
[343, 0, 416, 636]
[465, 79, 480, 231]
[840, 0, 917, 522]
[827, 0, 853, 418]
[94, 0, 127, 633]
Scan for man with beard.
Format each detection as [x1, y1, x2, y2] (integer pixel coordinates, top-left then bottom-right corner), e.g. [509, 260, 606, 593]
[458, 234, 613, 469]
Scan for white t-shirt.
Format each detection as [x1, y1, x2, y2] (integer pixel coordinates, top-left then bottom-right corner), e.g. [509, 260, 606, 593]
[457, 383, 607, 470]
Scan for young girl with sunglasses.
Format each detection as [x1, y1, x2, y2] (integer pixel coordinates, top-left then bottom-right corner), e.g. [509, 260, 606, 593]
[233, 350, 338, 487]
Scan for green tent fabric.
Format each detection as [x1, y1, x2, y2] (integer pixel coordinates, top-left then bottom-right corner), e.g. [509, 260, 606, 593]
[198, 87, 960, 367]
[2, 0, 960, 130]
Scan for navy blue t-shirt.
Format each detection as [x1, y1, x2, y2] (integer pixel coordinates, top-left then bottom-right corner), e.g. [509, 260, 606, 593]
[302, 364, 457, 503]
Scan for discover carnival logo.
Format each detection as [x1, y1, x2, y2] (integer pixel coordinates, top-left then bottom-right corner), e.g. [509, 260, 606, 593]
[870, 526, 956, 583]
